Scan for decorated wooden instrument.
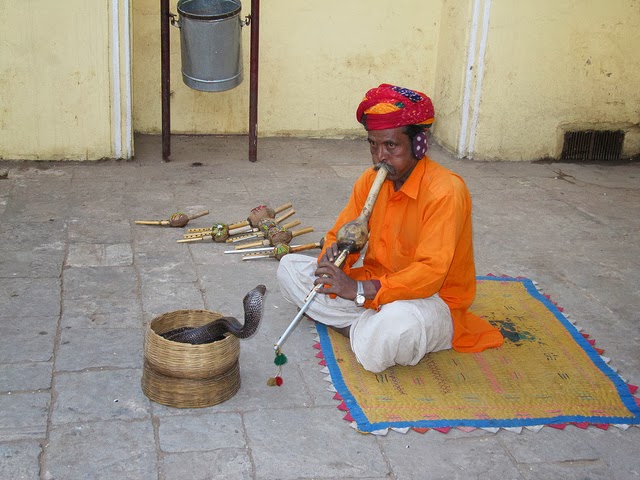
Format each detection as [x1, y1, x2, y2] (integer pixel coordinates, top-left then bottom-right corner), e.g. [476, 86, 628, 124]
[177, 222, 230, 243]
[214, 202, 292, 235]
[273, 164, 389, 359]
[180, 211, 297, 244]
[226, 219, 301, 243]
[135, 210, 209, 228]
[241, 240, 324, 261]
[234, 226, 314, 250]
[228, 208, 295, 237]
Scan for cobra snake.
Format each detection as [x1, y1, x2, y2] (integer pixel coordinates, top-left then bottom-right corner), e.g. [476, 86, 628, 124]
[161, 285, 267, 344]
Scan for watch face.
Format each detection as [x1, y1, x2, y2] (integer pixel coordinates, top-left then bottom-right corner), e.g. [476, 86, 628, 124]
[356, 294, 366, 306]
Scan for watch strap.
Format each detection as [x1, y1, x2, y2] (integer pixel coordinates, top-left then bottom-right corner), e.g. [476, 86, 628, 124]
[355, 281, 365, 307]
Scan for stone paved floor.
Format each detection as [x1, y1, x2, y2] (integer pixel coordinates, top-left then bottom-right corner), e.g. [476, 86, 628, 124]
[0, 134, 639, 479]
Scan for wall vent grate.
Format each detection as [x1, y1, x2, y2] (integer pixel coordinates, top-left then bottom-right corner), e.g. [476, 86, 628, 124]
[561, 130, 624, 161]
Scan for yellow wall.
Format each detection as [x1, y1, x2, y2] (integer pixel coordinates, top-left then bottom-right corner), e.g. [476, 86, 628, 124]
[466, 0, 640, 160]
[133, 0, 441, 136]
[0, 0, 132, 161]
[2, 0, 639, 161]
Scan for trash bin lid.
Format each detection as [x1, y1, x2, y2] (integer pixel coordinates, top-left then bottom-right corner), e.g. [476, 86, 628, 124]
[177, 0, 241, 20]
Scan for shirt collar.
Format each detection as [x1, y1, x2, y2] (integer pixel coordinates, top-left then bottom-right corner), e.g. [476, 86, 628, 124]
[395, 158, 427, 199]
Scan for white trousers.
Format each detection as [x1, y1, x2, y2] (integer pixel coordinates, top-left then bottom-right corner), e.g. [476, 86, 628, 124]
[277, 254, 454, 373]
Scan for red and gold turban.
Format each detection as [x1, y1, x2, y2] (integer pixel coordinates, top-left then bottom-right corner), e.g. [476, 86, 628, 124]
[356, 84, 434, 131]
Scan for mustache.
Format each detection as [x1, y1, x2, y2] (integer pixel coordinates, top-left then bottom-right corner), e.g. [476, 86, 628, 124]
[373, 163, 396, 176]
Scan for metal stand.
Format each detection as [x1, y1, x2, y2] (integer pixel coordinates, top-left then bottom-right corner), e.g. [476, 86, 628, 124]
[161, 0, 171, 160]
[249, 0, 259, 162]
[160, 0, 260, 162]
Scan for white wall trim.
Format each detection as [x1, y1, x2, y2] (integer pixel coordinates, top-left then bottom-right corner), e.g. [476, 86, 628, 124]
[123, 0, 133, 157]
[457, 0, 481, 158]
[467, 0, 492, 156]
[111, 0, 122, 158]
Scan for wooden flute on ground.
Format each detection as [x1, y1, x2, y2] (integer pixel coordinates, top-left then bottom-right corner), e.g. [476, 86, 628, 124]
[241, 240, 323, 260]
[135, 210, 209, 227]
[185, 202, 292, 235]
[274, 164, 390, 351]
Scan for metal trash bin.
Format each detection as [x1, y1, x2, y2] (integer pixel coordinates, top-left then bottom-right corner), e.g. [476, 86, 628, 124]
[175, 0, 244, 92]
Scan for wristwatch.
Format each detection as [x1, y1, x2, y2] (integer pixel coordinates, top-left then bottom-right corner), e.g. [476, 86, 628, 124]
[355, 281, 366, 307]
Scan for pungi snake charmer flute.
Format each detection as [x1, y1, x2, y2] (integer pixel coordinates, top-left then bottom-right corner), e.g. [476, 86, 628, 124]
[227, 218, 301, 243]
[224, 209, 297, 241]
[273, 163, 390, 354]
[179, 210, 297, 244]
[135, 210, 209, 227]
[241, 240, 324, 261]
[182, 208, 296, 242]
[233, 226, 314, 250]
[207, 202, 292, 236]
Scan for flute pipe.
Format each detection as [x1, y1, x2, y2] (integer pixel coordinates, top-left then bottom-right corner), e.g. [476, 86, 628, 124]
[182, 232, 208, 239]
[227, 231, 260, 243]
[187, 226, 219, 233]
[275, 208, 295, 223]
[274, 202, 293, 214]
[235, 224, 313, 250]
[291, 226, 314, 238]
[227, 219, 301, 243]
[227, 224, 254, 235]
[274, 249, 349, 351]
[227, 219, 249, 230]
[274, 290, 318, 350]
[361, 165, 389, 221]
[241, 240, 322, 260]
[235, 238, 269, 250]
[187, 210, 209, 221]
[224, 246, 272, 254]
[241, 253, 271, 260]
[134, 220, 169, 225]
[177, 235, 207, 244]
[289, 241, 321, 253]
[274, 168, 389, 351]
[281, 219, 301, 230]
[228, 202, 294, 230]
[227, 213, 289, 238]
[225, 241, 315, 255]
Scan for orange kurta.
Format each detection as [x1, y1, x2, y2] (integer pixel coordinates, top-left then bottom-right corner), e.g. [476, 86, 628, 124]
[320, 157, 503, 353]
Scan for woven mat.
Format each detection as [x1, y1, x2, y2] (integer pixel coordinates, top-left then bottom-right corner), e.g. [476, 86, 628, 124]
[314, 276, 640, 434]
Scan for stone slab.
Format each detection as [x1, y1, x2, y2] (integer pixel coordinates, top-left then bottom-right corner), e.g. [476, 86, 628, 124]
[0, 441, 42, 479]
[51, 369, 150, 425]
[62, 266, 141, 319]
[158, 413, 245, 453]
[161, 450, 253, 480]
[0, 279, 61, 319]
[43, 420, 156, 480]
[0, 392, 49, 441]
[244, 406, 388, 480]
[0, 316, 58, 363]
[56, 327, 144, 371]
[66, 243, 133, 267]
[0, 362, 53, 392]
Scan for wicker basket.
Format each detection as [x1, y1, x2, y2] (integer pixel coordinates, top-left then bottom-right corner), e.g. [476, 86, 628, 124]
[141, 309, 241, 408]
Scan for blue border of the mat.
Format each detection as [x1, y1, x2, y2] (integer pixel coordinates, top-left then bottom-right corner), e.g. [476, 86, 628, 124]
[316, 276, 640, 433]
